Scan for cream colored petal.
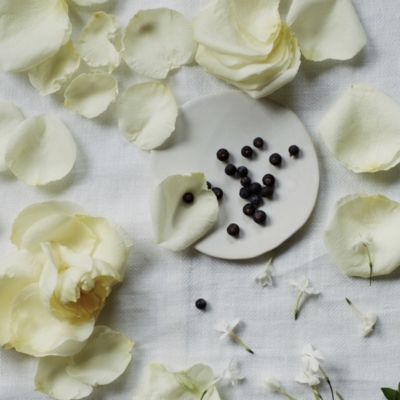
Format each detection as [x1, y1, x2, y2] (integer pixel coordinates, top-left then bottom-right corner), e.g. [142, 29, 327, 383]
[319, 84, 400, 173]
[72, 0, 109, 5]
[150, 173, 219, 251]
[123, 8, 197, 79]
[287, 0, 366, 61]
[0, 102, 24, 172]
[11, 200, 88, 249]
[35, 356, 93, 400]
[0, 251, 41, 346]
[78, 12, 123, 73]
[324, 193, 400, 278]
[117, 82, 178, 150]
[0, 0, 71, 72]
[66, 326, 133, 386]
[5, 114, 77, 186]
[77, 215, 133, 277]
[9, 283, 94, 357]
[64, 70, 118, 119]
[28, 41, 80, 96]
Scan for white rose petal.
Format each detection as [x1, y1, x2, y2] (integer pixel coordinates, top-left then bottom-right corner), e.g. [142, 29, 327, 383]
[150, 173, 219, 251]
[319, 84, 400, 173]
[28, 41, 80, 96]
[123, 8, 197, 79]
[0, 102, 25, 171]
[78, 12, 123, 73]
[324, 193, 400, 278]
[287, 0, 367, 61]
[0, 0, 71, 72]
[64, 70, 118, 118]
[4, 114, 77, 186]
[117, 82, 178, 150]
[72, 0, 108, 5]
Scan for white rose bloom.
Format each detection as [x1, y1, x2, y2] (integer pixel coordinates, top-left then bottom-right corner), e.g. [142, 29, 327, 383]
[0, 200, 132, 358]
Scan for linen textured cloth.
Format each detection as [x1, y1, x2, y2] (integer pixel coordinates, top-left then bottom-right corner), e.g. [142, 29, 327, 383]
[0, 1, 399, 399]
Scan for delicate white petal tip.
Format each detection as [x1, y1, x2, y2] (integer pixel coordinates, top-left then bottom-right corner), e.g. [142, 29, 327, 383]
[72, 0, 109, 5]
[192, 0, 301, 98]
[324, 193, 400, 278]
[5, 114, 77, 186]
[0, 102, 25, 172]
[123, 8, 197, 79]
[78, 12, 123, 73]
[28, 41, 81, 96]
[319, 84, 400, 173]
[64, 70, 118, 118]
[118, 82, 178, 150]
[263, 376, 281, 392]
[150, 173, 219, 251]
[0, 0, 71, 72]
[287, 0, 367, 61]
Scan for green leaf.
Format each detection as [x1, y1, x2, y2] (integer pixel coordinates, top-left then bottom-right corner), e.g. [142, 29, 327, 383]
[381, 388, 400, 400]
[398, 383, 400, 393]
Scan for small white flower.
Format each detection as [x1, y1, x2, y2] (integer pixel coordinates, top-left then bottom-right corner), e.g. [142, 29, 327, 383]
[301, 344, 325, 372]
[351, 233, 372, 252]
[290, 277, 320, 295]
[223, 358, 244, 387]
[295, 369, 321, 387]
[255, 256, 273, 287]
[346, 298, 377, 337]
[214, 319, 240, 340]
[263, 375, 281, 392]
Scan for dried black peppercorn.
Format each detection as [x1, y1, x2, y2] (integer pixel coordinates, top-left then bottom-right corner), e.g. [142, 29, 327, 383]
[225, 164, 237, 176]
[269, 153, 282, 166]
[217, 148, 229, 161]
[289, 145, 300, 157]
[240, 187, 250, 199]
[250, 194, 261, 206]
[227, 223, 240, 236]
[260, 186, 274, 198]
[243, 203, 256, 216]
[253, 210, 267, 224]
[262, 174, 275, 187]
[212, 187, 223, 200]
[207, 181, 212, 189]
[240, 176, 251, 187]
[249, 182, 261, 194]
[195, 299, 207, 310]
[253, 137, 264, 148]
[237, 166, 248, 177]
[241, 146, 253, 158]
[183, 193, 194, 204]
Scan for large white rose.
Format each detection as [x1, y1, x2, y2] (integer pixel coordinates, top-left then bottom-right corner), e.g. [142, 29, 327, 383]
[0, 200, 132, 357]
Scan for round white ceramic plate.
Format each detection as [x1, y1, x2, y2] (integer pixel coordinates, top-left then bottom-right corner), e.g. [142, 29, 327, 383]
[151, 91, 320, 260]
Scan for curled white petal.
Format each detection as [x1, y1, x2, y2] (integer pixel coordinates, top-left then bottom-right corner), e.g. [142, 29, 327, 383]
[118, 82, 178, 150]
[150, 173, 219, 251]
[287, 0, 367, 61]
[4, 114, 77, 186]
[123, 8, 197, 79]
[72, 0, 109, 6]
[78, 12, 123, 72]
[0, 0, 71, 72]
[319, 84, 400, 173]
[28, 41, 80, 96]
[64, 70, 118, 119]
[0, 102, 24, 171]
[324, 193, 400, 277]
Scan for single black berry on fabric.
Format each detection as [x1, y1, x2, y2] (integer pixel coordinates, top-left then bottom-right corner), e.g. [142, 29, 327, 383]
[262, 174, 275, 187]
[243, 203, 256, 216]
[212, 187, 223, 200]
[249, 182, 261, 194]
[260, 186, 274, 198]
[183, 193, 194, 204]
[227, 223, 240, 236]
[225, 164, 237, 176]
[240, 176, 251, 187]
[241, 146, 253, 158]
[253, 137, 264, 148]
[207, 181, 212, 189]
[269, 153, 282, 166]
[289, 145, 300, 157]
[195, 299, 207, 310]
[217, 148, 229, 161]
[237, 166, 248, 177]
[253, 210, 267, 224]
[250, 194, 261, 206]
[240, 187, 251, 199]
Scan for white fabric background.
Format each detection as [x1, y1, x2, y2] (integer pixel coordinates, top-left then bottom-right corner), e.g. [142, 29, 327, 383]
[0, 0, 399, 399]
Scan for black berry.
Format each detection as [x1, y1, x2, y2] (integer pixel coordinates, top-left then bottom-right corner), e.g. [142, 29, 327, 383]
[207, 181, 212, 189]
[250, 194, 261, 206]
[243, 203, 256, 216]
[262, 174, 275, 187]
[240, 176, 251, 187]
[183, 193, 194, 204]
[253, 137, 264, 148]
[195, 299, 207, 310]
[212, 187, 223, 200]
[225, 164, 237, 176]
[227, 223, 240, 236]
[240, 187, 250, 199]
[237, 166, 248, 177]
[289, 145, 300, 157]
[253, 210, 267, 224]
[217, 148, 229, 161]
[260, 186, 274, 198]
[269, 153, 282, 166]
[249, 182, 261, 195]
[241, 146, 253, 158]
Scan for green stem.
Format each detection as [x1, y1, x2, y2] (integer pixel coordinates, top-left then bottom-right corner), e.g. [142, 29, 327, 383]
[334, 391, 345, 400]
[294, 291, 303, 320]
[229, 332, 254, 354]
[363, 244, 373, 286]
[346, 298, 365, 320]
[279, 389, 298, 400]
[311, 387, 324, 400]
[200, 377, 223, 400]
[319, 366, 334, 400]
